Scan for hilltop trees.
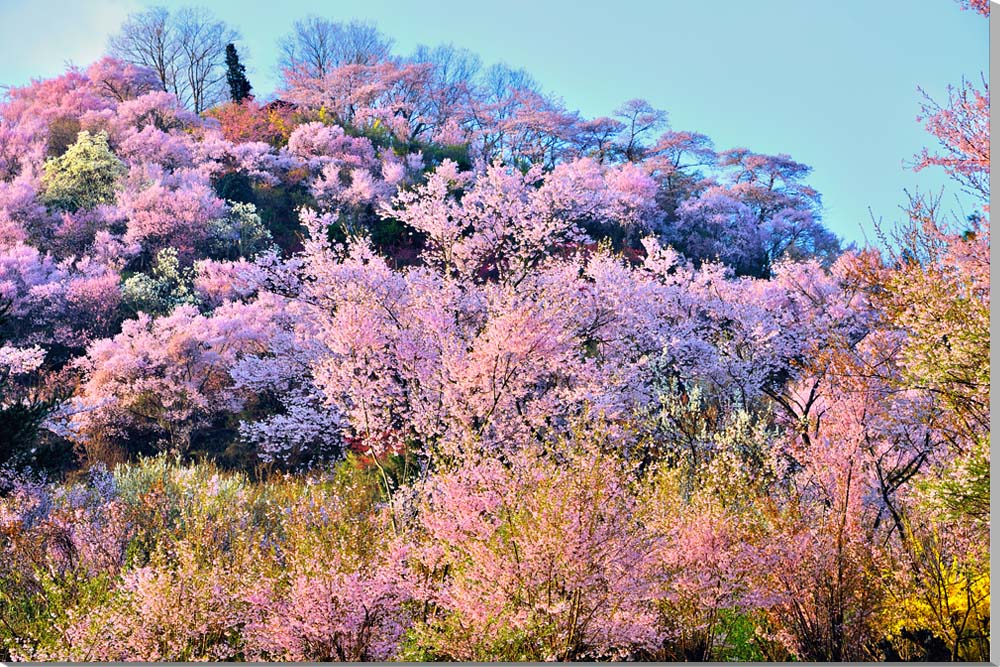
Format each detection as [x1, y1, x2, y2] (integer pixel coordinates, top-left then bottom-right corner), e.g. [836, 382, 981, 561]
[278, 17, 393, 79]
[108, 7, 240, 112]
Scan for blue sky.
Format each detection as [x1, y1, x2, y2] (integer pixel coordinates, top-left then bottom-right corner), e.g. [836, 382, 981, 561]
[0, 0, 988, 243]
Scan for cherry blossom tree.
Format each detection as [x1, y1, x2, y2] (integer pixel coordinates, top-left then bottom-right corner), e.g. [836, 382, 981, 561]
[915, 77, 989, 202]
[408, 438, 663, 661]
[120, 167, 226, 263]
[68, 301, 274, 458]
[614, 98, 668, 163]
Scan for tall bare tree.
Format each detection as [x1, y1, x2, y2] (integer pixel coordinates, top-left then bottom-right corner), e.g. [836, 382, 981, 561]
[408, 44, 482, 135]
[278, 17, 392, 81]
[108, 6, 239, 113]
[108, 7, 180, 98]
[175, 8, 238, 113]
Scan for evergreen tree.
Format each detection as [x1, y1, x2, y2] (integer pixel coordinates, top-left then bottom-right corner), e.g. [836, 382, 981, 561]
[225, 43, 252, 103]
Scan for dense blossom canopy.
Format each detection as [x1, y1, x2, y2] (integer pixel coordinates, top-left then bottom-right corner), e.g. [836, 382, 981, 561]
[0, 1, 989, 662]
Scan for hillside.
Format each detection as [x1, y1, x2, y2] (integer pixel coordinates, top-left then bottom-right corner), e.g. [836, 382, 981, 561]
[0, 2, 989, 662]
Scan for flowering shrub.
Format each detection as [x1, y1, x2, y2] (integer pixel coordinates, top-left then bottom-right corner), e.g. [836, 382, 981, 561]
[405, 433, 663, 661]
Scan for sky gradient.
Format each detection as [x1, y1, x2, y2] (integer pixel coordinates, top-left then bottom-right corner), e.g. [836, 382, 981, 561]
[0, 0, 989, 243]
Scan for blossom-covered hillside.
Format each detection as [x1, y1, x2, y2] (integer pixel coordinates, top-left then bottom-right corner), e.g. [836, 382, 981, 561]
[0, 0, 989, 662]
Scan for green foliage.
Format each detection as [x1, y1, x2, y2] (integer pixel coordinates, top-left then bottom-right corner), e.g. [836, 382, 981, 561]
[0, 453, 411, 659]
[213, 170, 257, 205]
[0, 365, 50, 468]
[207, 201, 272, 260]
[0, 401, 70, 471]
[367, 215, 412, 253]
[402, 617, 558, 662]
[121, 248, 197, 316]
[251, 181, 316, 252]
[711, 609, 769, 661]
[336, 116, 473, 171]
[921, 434, 990, 525]
[41, 131, 125, 212]
[418, 142, 473, 172]
[0, 570, 117, 662]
